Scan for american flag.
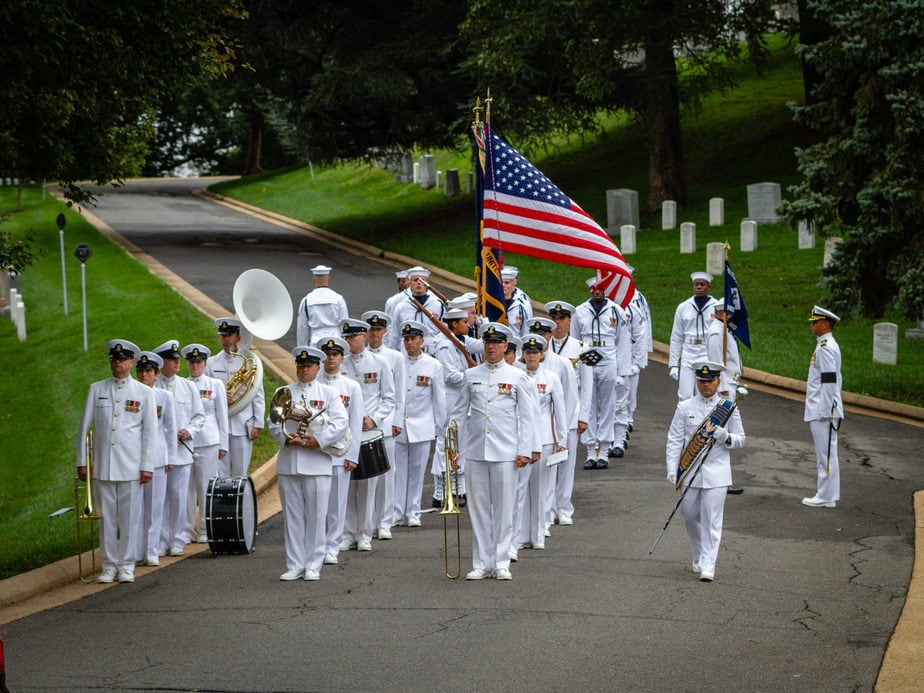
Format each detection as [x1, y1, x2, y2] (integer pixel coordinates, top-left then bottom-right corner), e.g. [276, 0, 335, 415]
[474, 122, 635, 307]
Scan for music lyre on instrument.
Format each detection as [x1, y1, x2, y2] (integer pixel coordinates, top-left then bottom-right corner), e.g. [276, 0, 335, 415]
[76, 429, 100, 583]
[441, 419, 463, 579]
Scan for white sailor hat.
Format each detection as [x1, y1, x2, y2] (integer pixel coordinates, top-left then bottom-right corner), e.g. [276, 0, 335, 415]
[713, 301, 726, 312]
[361, 310, 390, 328]
[136, 351, 164, 370]
[317, 337, 349, 354]
[406, 266, 431, 278]
[528, 317, 556, 334]
[692, 360, 725, 380]
[341, 318, 369, 335]
[181, 343, 211, 361]
[482, 322, 512, 342]
[442, 308, 468, 322]
[586, 276, 603, 289]
[400, 320, 426, 338]
[809, 305, 840, 323]
[501, 266, 519, 279]
[544, 300, 576, 317]
[214, 316, 241, 335]
[521, 334, 547, 352]
[153, 340, 182, 359]
[505, 335, 521, 352]
[395, 269, 408, 279]
[691, 271, 713, 283]
[107, 339, 139, 360]
[310, 264, 332, 276]
[449, 295, 476, 310]
[292, 346, 324, 365]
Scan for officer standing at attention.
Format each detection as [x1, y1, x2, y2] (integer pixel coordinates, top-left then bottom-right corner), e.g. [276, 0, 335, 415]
[669, 272, 717, 400]
[296, 264, 349, 346]
[802, 306, 843, 509]
[76, 340, 157, 584]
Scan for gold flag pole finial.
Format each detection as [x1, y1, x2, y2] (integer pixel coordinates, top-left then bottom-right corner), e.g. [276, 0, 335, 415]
[473, 96, 483, 127]
[724, 239, 730, 259]
[485, 88, 492, 125]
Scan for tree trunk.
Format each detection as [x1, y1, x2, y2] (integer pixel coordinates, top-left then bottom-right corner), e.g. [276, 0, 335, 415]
[644, 33, 686, 213]
[241, 112, 265, 176]
[797, 0, 830, 106]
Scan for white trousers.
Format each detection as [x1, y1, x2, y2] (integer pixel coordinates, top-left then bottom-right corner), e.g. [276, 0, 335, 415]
[325, 464, 351, 554]
[549, 429, 577, 522]
[466, 458, 516, 573]
[394, 439, 432, 523]
[222, 434, 252, 478]
[188, 444, 220, 538]
[95, 479, 142, 573]
[513, 444, 552, 548]
[810, 419, 840, 501]
[373, 435, 396, 530]
[137, 466, 167, 563]
[681, 486, 727, 573]
[583, 359, 619, 454]
[610, 374, 631, 448]
[161, 463, 191, 552]
[431, 432, 467, 500]
[278, 473, 331, 573]
[344, 476, 378, 544]
[627, 371, 640, 420]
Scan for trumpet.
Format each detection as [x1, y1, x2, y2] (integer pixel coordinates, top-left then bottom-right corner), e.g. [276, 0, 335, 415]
[76, 430, 100, 583]
[440, 419, 463, 579]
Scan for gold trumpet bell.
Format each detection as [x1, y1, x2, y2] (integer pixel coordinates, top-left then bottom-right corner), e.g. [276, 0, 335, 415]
[441, 420, 463, 579]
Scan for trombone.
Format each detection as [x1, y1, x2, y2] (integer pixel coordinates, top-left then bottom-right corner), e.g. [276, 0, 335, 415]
[440, 420, 463, 579]
[75, 429, 100, 583]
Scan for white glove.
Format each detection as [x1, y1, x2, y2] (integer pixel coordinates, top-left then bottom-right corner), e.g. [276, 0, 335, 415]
[712, 426, 729, 444]
[669, 366, 679, 381]
[615, 375, 625, 387]
[667, 471, 677, 484]
[631, 365, 640, 375]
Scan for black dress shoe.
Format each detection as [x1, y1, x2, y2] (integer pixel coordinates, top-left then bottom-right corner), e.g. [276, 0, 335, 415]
[583, 458, 597, 470]
[727, 485, 744, 495]
[628, 422, 634, 433]
[431, 497, 442, 508]
[597, 458, 609, 469]
[612, 446, 625, 458]
[458, 494, 467, 507]
[607, 447, 618, 459]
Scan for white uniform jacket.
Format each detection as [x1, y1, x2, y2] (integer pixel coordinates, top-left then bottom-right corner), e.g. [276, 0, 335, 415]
[270, 380, 349, 475]
[320, 371, 364, 464]
[525, 365, 568, 448]
[206, 349, 266, 435]
[571, 298, 624, 365]
[628, 291, 653, 368]
[398, 353, 446, 443]
[666, 394, 745, 489]
[341, 349, 396, 430]
[188, 375, 229, 451]
[76, 377, 158, 480]
[152, 387, 178, 469]
[705, 320, 742, 394]
[669, 296, 717, 368]
[155, 374, 205, 466]
[368, 345, 406, 435]
[296, 287, 349, 345]
[388, 293, 444, 350]
[549, 334, 592, 427]
[804, 331, 843, 422]
[435, 335, 473, 416]
[451, 361, 536, 462]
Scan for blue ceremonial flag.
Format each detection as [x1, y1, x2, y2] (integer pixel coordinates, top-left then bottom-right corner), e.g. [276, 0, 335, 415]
[724, 259, 751, 349]
[473, 122, 507, 323]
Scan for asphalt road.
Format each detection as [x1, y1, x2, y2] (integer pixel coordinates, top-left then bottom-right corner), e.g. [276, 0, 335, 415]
[4, 179, 924, 692]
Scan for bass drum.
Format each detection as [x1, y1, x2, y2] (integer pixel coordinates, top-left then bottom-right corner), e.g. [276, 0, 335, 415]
[352, 428, 390, 481]
[206, 476, 257, 555]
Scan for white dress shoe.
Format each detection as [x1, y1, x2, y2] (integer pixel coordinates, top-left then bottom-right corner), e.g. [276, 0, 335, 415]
[157, 547, 168, 558]
[117, 570, 135, 584]
[303, 570, 320, 581]
[533, 543, 545, 550]
[699, 570, 715, 582]
[465, 568, 492, 580]
[323, 552, 338, 565]
[169, 546, 185, 557]
[495, 568, 513, 580]
[377, 527, 392, 540]
[279, 569, 305, 581]
[198, 534, 209, 543]
[508, 550, 518, 563]
[558, 514, 573, 526]
[691, 562, 701, 573]
[544, 529, 551, 538]
[357, 540, 373, 551]
[97, 569, 117, 584]
[339, 540, 357, 551]
[802, 496, 836, 508]
[407, 516, 421, 527]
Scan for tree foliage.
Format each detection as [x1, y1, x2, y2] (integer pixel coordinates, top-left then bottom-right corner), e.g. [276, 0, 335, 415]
[782, 0, 924, 320]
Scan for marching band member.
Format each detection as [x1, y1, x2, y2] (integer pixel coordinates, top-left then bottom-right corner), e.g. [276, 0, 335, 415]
[450, 323, 537, 581]
[206, 317, 264, 477]
[296, 264, 349, 346]
[669, 272, 718, 400]
[666, 361, 746, 582]
[76, 340, 157, 584]
[317, 337, 363, 566]
[154, 340, 205, 557]
[182, 344, 229, 544]
[270, 346, 349, 581]
[134, 351, 177, 567]
[394, 321, 446, 527]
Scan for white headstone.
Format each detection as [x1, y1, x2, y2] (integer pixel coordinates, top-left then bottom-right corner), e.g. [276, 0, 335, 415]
[435, 170, 442, 189]
[397, 152, 414, 183]
[746, 182, 782, 223]
[680, 222, 696, 254]
[706, 242, 725, 276]
[798, 220, 815, 249]
[823, 236, 842, 265]
[905, 318, 924, 340]
[606, 189, 640, 234]
[15, 300, 25, 341]
[444, 169, 461, 196]
[413, 162, 420, 184]
[709, 198, 725, 227]
[873, 322, 898, 365]
[740, 220, 758, 251]
[620, 225, 637, 254]
[9, 288, 19, 325]
[417, 155, 436, 189]
[662, 201, 677, 230]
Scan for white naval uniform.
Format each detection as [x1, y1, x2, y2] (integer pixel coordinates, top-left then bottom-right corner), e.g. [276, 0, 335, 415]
[321, 371, 364, 557]
[368, 344, 405, 532]
[341, 349, 396, 546]
[187, 374, 229, 539]
[206, 349, 266, 477]
[666, 394, 745, 575]
[387, 293, 444, 350]
[549, 334, 591, 521]
[505, 289, 534, 340]
[669, 295, 717, 399]
[296, 287, 349, 345]
[804, 330, 843, 501]
[155, 374, 205, 552]
[626, 290, 652, 423]
[431, 334, 476, 500]
[451, 360, 536, 574]
[394, 352, 445, 524]
[706, 319, 743, 402]
[137, 386, 177, 564]
[76, 376, 158, 575]
[270, 379, 348, 574]
[536, 350, 578, 527]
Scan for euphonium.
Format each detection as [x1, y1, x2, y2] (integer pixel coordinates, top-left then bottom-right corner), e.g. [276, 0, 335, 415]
[76, 430, 99, 583]
[440, 419, 462, 579]
[269, 388, 351, 457]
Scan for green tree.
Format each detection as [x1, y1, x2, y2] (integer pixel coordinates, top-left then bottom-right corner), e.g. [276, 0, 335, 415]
[782, 0, 924, 320]
[0, 0, 244, 206]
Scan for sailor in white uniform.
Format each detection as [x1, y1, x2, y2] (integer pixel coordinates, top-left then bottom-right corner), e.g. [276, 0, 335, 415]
[669, 272, 718, 400]
[296, 264, 349, 345]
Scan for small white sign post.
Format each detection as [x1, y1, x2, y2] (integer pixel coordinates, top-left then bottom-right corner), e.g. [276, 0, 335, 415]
[74, 243, 92, 352]
[57, 213, 68, 316]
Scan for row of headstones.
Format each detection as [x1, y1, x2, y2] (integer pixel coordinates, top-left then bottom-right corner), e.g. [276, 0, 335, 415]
[1, 273, 27, 341]
[0, 178, 21, 186]
[395, 153, 467, 197]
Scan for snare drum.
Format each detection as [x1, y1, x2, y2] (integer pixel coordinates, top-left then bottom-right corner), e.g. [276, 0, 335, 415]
[352, 428, 390, 480]
[206, 476, 257, 555]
